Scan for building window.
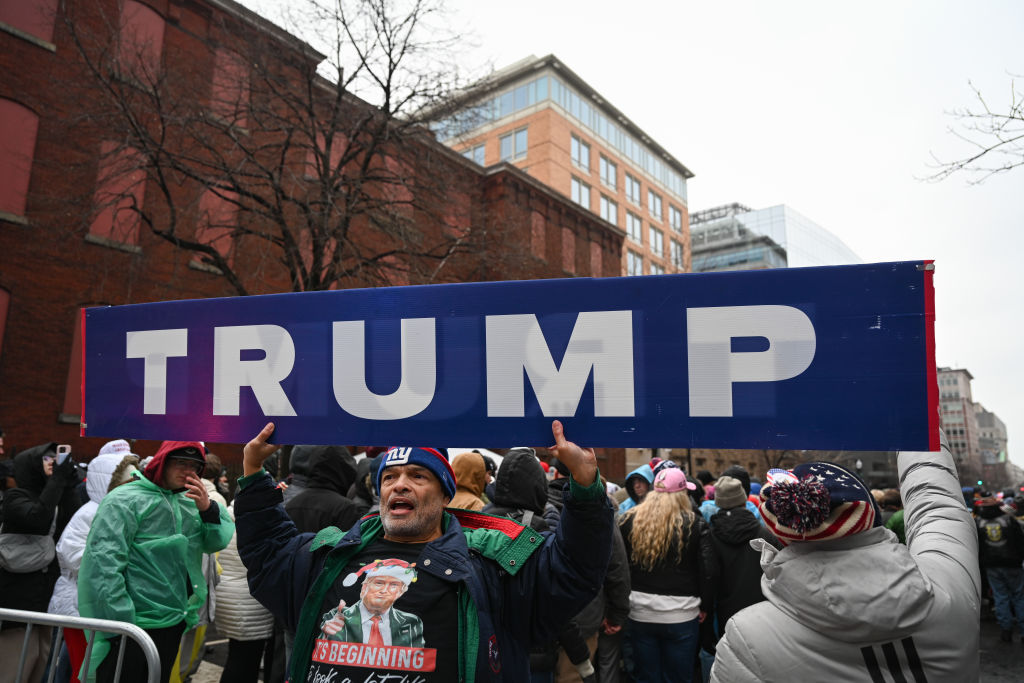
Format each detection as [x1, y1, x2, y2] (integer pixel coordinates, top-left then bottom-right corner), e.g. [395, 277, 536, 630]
[89, 141, 146, 248]
[590, 241, 602, 277]
[648, 190, 663, 221]
[118, 0, 166, 83]
[669, 205, 682, 233]
[650, 263, 665, 275]
[0, 0, 58, 45]
[571, 134, 590, 171]
[500, 127, 528, 161]
[625, 173, 641, 205]
[571, 177, 591, 209]
[61, 309, 84, 422]
[0, 98, 39, 220]
[600, 195, 618, 226]
[671, 239, 684, 268]
[211, 48, 249, 129]
[600, 155, 617, 190]
[627, 250, 643, 276]
[562, 227, 575, 273]
[462, 144, 485, 165]
[649, 226, 664, 257]
[626, 211, 642, 243]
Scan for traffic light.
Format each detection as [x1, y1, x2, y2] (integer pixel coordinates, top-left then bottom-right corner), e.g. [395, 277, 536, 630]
[977, 480, 984, 486]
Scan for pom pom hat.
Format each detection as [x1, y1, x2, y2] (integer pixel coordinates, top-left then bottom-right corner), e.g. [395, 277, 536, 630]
[375, 446, 457, 500]
[759, 462, 881, 544]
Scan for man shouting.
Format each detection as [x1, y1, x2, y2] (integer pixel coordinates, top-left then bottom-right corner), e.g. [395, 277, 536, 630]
[236, 420, 613, 682]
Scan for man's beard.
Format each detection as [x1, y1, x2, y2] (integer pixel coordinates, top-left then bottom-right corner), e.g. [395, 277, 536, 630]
[381, 495, 446, 540]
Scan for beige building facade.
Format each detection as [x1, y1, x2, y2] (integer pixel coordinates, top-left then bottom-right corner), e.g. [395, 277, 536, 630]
[433, 54, 694, 278]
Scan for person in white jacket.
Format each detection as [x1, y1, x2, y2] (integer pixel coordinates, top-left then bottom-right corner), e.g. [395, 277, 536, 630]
[47, 440, 139, 682]
[48, 442, 139, 617]
[215, 502, 275, 683]
[711, 431, 980, 682]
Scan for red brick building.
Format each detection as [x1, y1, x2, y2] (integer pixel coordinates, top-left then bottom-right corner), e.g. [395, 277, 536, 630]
[0, 0, 626, 476]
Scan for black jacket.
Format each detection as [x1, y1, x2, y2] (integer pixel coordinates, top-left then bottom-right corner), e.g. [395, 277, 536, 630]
[284, 446, 360, 533]
[977, 506, 1024, 568]
[0, 444, 81, 620]
[619, 510, 716, 610]
[709, 507, 780, 637]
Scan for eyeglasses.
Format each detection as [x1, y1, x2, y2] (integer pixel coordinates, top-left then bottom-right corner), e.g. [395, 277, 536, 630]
[167, 458, 203, 474]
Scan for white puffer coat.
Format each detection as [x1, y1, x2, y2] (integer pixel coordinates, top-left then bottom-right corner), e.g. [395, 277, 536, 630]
[47, 454, 123, 616]
[711, 433, 981, 682]
[214, 504, 274, 641]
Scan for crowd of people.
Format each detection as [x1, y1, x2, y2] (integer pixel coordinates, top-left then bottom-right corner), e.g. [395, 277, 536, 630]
[0, 420, 999, 682]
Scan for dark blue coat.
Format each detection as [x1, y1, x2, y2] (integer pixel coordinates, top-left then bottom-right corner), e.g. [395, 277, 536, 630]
[235, 469, 613, 682]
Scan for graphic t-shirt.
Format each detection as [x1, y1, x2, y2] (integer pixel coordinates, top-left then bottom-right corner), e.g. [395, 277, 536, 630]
[307, 539, 459, 683]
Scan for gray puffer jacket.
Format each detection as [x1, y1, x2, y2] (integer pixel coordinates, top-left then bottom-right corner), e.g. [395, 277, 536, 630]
[711, 433, 980, 682]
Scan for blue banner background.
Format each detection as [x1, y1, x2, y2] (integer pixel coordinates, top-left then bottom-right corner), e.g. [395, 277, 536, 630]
[83, 262, 937, 450]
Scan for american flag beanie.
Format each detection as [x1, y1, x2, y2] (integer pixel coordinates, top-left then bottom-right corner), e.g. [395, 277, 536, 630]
[758, 462, 881, 544]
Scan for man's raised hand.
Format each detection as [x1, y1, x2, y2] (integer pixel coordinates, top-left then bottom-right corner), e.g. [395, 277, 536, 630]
[549, 420, 598, 486]
[243, 422, 278, 477]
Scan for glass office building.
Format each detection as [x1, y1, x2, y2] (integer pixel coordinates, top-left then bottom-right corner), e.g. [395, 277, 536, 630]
[691, 203, 860, 272]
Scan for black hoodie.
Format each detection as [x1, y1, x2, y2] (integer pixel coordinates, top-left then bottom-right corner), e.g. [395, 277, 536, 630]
[0, 443, 82, 619]
[708, 507, 781, 638]
[284, 445, 360, 533]
[483, 449, 559, 531]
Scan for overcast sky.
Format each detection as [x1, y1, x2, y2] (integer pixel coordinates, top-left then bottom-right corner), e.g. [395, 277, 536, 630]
[244, 0, 1024, 469]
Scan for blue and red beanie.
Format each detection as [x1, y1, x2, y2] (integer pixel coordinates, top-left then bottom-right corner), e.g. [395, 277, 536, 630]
[758, 461, 881, 545]
[375, 447, 457, 500]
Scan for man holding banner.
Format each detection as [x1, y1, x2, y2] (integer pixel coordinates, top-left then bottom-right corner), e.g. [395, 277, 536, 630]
[235, 419, 613, 682]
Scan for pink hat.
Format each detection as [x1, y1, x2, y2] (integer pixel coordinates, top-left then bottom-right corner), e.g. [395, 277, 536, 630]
[654, 468, 696, 493]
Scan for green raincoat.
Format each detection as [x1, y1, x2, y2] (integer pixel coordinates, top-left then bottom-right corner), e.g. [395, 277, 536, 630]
[78, 472, 234, 670]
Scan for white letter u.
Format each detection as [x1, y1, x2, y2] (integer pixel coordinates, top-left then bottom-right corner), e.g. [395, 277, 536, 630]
[332, 318, 436, 420]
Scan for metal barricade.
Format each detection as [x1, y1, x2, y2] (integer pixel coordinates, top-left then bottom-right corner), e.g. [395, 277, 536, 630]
[0, 608, 159, 683]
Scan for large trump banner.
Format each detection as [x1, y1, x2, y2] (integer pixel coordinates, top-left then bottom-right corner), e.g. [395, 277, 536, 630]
[81, 261, 939, 451]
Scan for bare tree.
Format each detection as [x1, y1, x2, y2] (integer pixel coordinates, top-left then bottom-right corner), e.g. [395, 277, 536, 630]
[54, 0, 495, 296]
[927, 76, 1024, 183]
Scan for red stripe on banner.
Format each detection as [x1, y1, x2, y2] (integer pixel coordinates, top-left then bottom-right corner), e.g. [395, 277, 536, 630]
[922, 261, 939, 451]
[311, 639, 436, 672]
[79, 308, 86, 437]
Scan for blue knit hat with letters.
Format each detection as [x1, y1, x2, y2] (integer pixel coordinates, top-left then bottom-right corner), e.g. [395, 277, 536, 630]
[375, 446, 457, 500]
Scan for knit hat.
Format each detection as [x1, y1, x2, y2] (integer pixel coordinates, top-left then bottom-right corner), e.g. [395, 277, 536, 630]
[376, 446, 457, 500]
[759, 462, 880, 544]
[342, 558, 418, 588]
[652, 459, 679, 477]
[722, 465, 752, 495]
[714, 476, 746, 510]
[653, 468, 696, 493]
[98, 439, 135, 457]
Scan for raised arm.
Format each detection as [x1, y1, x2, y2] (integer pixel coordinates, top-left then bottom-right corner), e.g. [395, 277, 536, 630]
[899, 430, 981, 601]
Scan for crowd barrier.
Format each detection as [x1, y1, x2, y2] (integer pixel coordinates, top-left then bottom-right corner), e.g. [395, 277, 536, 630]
[0, 608, 159, 683]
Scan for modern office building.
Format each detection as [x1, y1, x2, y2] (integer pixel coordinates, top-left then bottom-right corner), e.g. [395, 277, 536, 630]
[432, 54, 695, 277]
[690, 203, 861, 272]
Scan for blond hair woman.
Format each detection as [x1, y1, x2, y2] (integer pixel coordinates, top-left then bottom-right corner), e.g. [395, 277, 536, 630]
[619, 468, 716, 683]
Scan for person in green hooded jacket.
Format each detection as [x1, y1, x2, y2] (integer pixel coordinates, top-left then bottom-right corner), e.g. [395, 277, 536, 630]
[78, 440, 234, 683]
